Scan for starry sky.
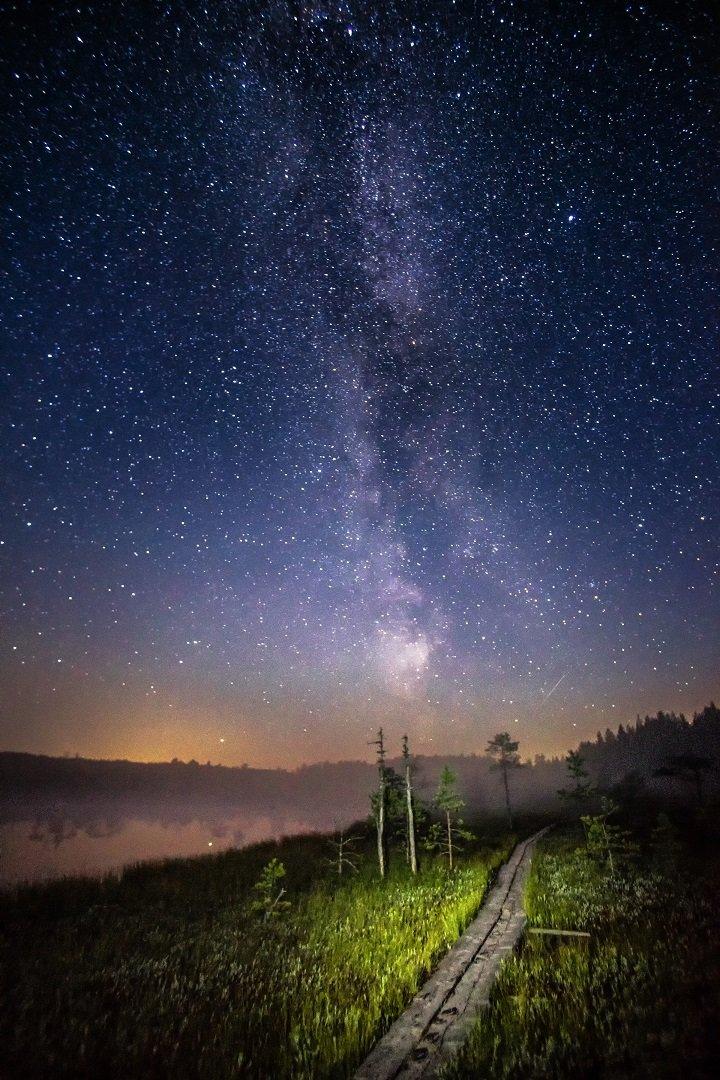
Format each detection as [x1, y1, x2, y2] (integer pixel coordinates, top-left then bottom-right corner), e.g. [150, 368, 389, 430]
[2, 0, 718, 769]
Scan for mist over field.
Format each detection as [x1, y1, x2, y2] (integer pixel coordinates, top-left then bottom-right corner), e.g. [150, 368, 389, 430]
[4, 705, 719, 885]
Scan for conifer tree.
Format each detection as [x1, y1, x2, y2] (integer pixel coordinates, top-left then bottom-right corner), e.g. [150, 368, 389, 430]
[487, 731, 521, 829]
[558, 748, 593, 811]
[250, 858, 291, 922]
[426, 765, 473, 870]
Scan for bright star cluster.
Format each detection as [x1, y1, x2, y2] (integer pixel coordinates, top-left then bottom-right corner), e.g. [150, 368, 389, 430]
[1, 1, 718, 767]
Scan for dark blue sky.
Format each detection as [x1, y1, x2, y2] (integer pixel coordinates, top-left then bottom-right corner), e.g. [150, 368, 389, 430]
[2, 0, 718, 767]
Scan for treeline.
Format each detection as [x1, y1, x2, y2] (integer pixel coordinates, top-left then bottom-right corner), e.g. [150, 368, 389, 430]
[0, 753, 374, 828]
[1, 702, 718, 828]
[576, 702, 720, 796]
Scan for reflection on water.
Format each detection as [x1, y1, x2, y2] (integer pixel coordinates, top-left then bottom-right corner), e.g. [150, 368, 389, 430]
[0, 803, 321, 886]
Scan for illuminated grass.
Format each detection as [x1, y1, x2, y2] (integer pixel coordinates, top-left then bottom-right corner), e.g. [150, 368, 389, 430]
[443, 832, 720, 1079]
[0, 829, 513, 1078]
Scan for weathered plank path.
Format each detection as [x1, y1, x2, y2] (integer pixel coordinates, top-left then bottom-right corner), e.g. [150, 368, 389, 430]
[354, 827, 550, 1080]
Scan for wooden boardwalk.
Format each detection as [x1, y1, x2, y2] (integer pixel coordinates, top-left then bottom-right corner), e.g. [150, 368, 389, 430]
[354, 827, 550, 1080]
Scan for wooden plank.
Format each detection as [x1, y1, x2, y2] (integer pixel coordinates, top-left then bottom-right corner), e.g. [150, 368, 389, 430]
[527, 927, 591, 938]
[353, 826, 551, 1080]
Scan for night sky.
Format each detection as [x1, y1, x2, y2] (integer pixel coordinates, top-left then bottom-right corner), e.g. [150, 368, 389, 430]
[2, 1, 718, 769]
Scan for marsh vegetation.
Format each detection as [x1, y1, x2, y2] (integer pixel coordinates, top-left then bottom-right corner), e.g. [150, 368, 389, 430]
[0, 823, 515, 1078]
[444, 818, 720, 1079]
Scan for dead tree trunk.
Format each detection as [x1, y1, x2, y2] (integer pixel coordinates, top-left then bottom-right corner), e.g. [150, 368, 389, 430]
[377, 787, 385, 878]
[403, 735, 418, 875]
[337, 831, 346, 877]
[371, 728, 387, 879]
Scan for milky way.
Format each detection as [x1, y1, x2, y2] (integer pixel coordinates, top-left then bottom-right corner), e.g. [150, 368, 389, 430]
[2, 1, 718, 766]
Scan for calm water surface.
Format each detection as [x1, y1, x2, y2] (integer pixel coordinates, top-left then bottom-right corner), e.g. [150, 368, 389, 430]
[0, 804, 322, 886]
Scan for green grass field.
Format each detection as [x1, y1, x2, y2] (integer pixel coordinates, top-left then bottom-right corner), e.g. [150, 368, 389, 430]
[443, 825, 720, 1079]
[0, 826, 514, 1079]
[5, 812, 718, 1080]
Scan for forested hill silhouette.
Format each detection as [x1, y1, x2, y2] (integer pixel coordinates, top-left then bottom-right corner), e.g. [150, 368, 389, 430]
[1, 703, 718, 824]
[575, 701, 720, 797]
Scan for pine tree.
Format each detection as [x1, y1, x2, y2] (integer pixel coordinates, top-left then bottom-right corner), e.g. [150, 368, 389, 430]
[426, 766, 473, 870]
[487, 731, 521, 829]
[558, 748, 593, 812]
[250, 858, 291, 922]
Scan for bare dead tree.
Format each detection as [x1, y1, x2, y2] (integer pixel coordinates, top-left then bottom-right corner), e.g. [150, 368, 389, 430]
[325, 828, 361, 877]
[369, 728, 387, 878]
[402, 734, 418, 874]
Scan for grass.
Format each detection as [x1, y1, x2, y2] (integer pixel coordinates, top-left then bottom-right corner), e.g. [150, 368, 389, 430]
[443, 824, 720, 1079]
[0, 824, 515, 1078]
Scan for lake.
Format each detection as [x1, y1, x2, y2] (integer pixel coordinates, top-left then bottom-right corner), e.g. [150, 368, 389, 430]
[0, 800, 329, 886]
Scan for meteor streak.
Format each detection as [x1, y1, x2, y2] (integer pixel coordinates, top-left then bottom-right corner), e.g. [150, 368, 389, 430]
[544, 673, 567, 700]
